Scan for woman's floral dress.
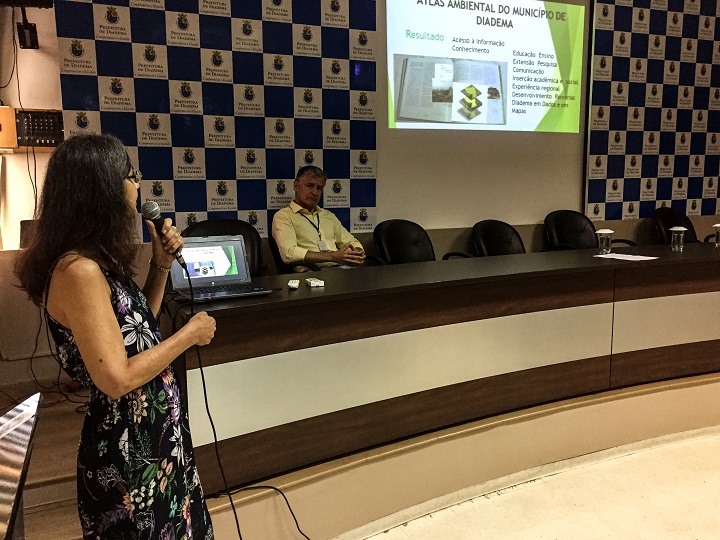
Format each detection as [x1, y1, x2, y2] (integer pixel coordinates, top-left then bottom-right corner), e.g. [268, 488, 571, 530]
[46, 268, 213, 540]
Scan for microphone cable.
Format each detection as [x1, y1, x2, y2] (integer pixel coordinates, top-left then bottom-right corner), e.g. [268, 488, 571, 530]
[175, 264, 310, 539]
[184, 263, 244, 539]
[230, 484, 310, 540]
[11, 6, 39, 213]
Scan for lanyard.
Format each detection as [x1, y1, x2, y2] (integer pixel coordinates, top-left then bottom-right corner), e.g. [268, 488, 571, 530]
[299, 212, 321, 240]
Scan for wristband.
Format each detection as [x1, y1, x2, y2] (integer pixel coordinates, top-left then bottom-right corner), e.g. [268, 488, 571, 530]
[149, 260, 171, 273]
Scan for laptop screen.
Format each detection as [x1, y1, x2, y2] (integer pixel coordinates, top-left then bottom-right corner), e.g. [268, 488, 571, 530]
[170, 235, 251, 289]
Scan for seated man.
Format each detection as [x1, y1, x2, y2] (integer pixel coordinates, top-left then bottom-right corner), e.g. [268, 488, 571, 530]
[272, 166, 366, 271]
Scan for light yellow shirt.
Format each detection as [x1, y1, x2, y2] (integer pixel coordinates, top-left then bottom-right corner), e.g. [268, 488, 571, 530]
[272, 202, 363, 265]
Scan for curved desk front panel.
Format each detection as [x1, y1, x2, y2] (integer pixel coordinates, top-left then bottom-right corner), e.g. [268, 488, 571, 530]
[175, 245, 720, 493]
[612, 260, 720, 387]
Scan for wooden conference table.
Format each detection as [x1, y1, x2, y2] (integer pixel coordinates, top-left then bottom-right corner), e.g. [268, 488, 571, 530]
[172, 243, 720, 495]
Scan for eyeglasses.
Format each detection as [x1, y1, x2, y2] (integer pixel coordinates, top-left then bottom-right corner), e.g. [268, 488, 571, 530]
[125, 170, 142, 185]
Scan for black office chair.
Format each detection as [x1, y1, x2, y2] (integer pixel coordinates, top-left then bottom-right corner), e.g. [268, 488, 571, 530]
[373, 219, 468, 263]
[652, 206, 712, 244]
[373, 219, 436, 264]
[472, 220, 526, 256]
[544, 210, 637, 251]
[267, 235, 321, 274]
[182, 218, 267, 277]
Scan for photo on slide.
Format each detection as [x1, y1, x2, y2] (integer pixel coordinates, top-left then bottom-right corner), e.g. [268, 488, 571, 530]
[394, 55, 507, 125]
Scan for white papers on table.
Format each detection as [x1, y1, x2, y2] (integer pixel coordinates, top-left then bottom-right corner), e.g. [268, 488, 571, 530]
[594, 254, 659, 261]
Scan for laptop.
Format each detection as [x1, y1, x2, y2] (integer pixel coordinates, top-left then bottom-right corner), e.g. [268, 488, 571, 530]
[169, 235, 273, 301]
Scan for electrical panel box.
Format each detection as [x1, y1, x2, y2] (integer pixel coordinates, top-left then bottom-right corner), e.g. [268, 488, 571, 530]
[0, 107, 64, 151]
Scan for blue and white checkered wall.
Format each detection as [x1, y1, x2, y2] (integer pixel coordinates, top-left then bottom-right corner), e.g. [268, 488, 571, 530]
[586, 0, 720, 221]
[54, 0, 377, 239]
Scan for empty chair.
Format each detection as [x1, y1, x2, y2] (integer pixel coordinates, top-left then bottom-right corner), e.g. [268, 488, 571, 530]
[651, 206, 712, 244]
[374, 219, 436, 264]
[544, 210, 636, 251]
[472, 220, 526, 256]
[182, 218, 266, 277]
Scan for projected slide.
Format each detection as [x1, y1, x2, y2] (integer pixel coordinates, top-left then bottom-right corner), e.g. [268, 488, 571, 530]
[183, 246, 238, 279]
[387, 0, 585, 132]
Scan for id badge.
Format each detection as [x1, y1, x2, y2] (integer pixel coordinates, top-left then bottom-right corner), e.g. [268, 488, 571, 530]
[318, 240, 330, 251]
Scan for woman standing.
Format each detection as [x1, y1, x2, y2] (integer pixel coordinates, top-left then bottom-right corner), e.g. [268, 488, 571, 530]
[16, 133, 216, 539]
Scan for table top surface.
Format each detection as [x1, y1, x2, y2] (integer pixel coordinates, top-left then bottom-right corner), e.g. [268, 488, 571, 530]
[172, 243, 720, 317]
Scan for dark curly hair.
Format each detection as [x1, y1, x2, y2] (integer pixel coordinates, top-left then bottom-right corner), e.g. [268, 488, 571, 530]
[15, 133, 139, 305]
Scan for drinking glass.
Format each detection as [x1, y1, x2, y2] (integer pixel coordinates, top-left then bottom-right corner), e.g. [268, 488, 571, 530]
[670, 226, 686, 252]
[595, 229, 613, 255]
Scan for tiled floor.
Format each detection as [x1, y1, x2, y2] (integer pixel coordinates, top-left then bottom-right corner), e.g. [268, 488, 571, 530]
[365, 433, 720, 539]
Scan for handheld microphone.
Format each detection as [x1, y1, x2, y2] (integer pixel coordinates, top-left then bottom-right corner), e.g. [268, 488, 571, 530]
[140, 200, 186, 267]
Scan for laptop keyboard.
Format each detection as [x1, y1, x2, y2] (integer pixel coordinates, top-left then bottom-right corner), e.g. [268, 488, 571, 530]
[190, 283, 265, 294]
